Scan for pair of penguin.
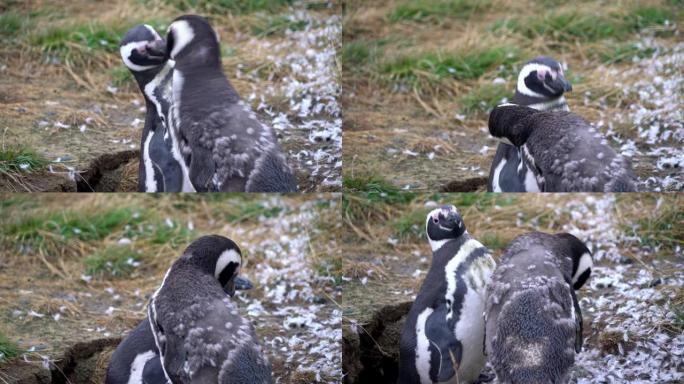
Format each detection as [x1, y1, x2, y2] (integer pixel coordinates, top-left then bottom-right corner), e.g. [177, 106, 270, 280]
[106, 235, 273, 384]
[120, 16, 297, 192]
[486, 57, 637, 192]
[398, 206, 593, 384]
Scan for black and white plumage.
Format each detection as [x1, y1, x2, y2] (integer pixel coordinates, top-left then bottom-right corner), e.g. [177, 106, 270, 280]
[106, 275, 254, 384]
[488, 104, 638, 192]
[147, 235, 272, 383]
[164, 15, 297, 192]
[398, 206, 496, 384]
[484, 232, 593, 384]
[119, 25, 194, 192]
[487, 56, 572, 192]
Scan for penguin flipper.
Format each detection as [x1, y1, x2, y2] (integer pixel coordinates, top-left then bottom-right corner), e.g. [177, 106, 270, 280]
[142, 357, 167, 384]
[570, 288, 583, 353]
[188, 146, 216, 192]
[425, 306, 462, 382]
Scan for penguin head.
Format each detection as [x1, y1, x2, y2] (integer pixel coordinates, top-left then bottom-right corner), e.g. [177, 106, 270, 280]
[182, 235, 244, 296]
[425, 205, 467, 250]
[488, 104, 539, 147]
[517, 56, 572, 99]
[166, 15, 221, 69]
[120, 25, 167, 73]
[555, 233, 593, 290]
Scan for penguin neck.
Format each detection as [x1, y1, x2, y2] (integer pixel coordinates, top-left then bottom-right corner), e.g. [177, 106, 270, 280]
[513, 91, 568, 111]
[430, 231, 469, 253]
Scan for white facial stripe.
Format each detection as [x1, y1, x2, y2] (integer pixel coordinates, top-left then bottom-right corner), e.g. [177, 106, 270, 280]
[143, 24, 162, 41]
[143, 130, 157, 192]
[517, 63, 552, 98]
[414, 307, 434, 384]
[120, 41, 157, 72]
[215, 249, 241, 280]
[169, 20, 195, 59]
[127, 350, 156, 384]
[572, 252, 593, 284]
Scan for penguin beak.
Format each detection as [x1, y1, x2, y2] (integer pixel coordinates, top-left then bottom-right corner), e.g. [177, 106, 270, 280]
[146, 39, 167, 59]
[234, 276, 254, 291]
[548, 74, 572, 94]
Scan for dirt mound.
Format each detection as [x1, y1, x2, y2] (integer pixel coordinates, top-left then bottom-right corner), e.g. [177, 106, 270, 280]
[343, 301, 411, 384]
[0, 338, 120, 384]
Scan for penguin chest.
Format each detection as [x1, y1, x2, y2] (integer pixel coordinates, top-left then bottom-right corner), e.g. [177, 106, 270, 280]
[449, 281, 487, 383]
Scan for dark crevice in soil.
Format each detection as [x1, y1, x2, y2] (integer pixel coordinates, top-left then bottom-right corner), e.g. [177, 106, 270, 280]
[440, 177, 488, 192]
[75, 150, 138, 192]
[343, 302, 411, 384]
[0, 337, 121, 384]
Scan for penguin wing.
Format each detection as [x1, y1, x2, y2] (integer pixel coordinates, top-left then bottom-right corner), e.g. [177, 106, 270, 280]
[425, 304, 462, 382]
[488, 105, 539, 147]
[570, 288, 584, 353]
[142, 357, 168, 384]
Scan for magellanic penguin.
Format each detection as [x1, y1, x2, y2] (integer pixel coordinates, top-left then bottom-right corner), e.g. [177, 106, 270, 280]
[488, 104, 638, 192]
[487, 56, 572, 193]
[484, 232, 593, 384]
[119, 25, 194, 192]
[147, 235, 272, 383]
[163, 15, 297, 192]
[398, 205, 497, 384]
[105, 277, 253, 384]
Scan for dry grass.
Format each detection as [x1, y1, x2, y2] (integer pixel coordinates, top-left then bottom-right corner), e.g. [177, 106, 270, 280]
[342, 0, 684, 191]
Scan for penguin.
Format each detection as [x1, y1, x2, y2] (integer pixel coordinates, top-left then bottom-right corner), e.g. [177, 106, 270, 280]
[484, 232, 593, 384]
[487, 56, 573, 192]
[105, 276, 254, 384]
[488, 104, 638, 192]
[163, 15, 297, 192]
[119, 25, 194, 192]
[147, 235, 272, 383]
[398, 205, 497, 384]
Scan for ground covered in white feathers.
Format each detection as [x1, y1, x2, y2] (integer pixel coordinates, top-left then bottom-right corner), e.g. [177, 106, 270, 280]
[239, 4, 342, 191]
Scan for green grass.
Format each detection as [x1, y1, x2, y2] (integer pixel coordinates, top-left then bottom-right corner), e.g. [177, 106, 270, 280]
[392, 208, 430, 240]
[225, 202, 284, 223]
[458, 83, 509, 115]
[0, 12, 29, 37]
[31, 22, 127, 64]
[479, 233, 508, 251]
[0, 146, 47, 174]
[388, 0, 491, 23]
[252, 14, 308, 36]
[494, 6, 676, 43]
[121, 218, 195, 248]
[381, 46, 518, 90]
[0, 331, 21, 361]
[631, 205, 684, 254]
[341, 40, 371, 70]
[3, 208, 144, 252]
[343, 175, 417, 221]
[84, 245, 141, 278]
[109, 66, 134, 88]
[596, 43, 656, 64]
[160, 0, 295, 14]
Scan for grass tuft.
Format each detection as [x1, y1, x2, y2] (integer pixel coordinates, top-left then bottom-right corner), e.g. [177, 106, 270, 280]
[160, 0, 295, 14]
[0, 331, 21, 361]
[0, 146, 47, 174]
[0, 12, 29, 37]
[388, 0, 491, 23]
[381, 46, 518, 91]
[31, 23, 126, 65]
[458, 83, 509, 116]
[84, 245, 141, 278]
[252, 14, 308, 36]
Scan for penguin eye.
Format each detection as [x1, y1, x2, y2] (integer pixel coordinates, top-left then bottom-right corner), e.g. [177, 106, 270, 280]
[432, 218, 439, 224]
